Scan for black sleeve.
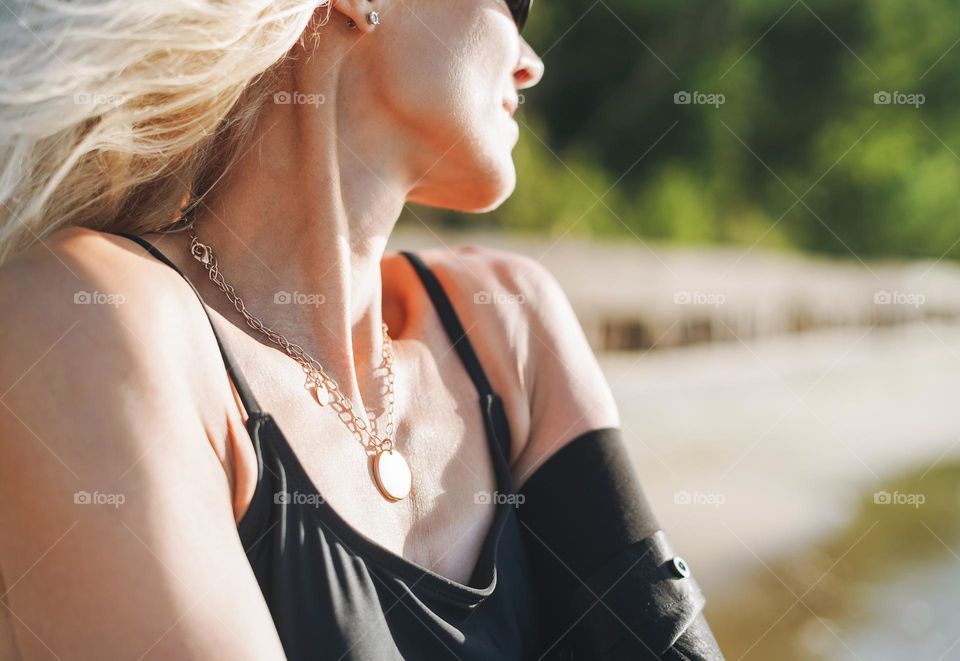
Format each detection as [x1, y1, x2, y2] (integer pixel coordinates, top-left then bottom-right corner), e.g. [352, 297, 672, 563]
[516, 427, 725, 660]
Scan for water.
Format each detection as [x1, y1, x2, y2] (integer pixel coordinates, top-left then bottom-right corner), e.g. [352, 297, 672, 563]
[840, 560, 960, 661]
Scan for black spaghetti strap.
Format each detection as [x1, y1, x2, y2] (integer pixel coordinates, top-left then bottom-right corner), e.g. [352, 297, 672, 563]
[398, 250, 495, 399]
[114, 232, 263, 418]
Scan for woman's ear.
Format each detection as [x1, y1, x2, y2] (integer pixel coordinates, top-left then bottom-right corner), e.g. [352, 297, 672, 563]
[330, 0, 383, 33]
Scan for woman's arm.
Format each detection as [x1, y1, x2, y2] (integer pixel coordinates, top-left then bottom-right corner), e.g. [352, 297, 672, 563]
[0, 237, 286, 660]
[518, 428, 724, 660]
[498, 255, 725, 659]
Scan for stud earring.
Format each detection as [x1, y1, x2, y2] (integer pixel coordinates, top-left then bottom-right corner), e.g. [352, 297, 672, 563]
[347, 9, 380, 29]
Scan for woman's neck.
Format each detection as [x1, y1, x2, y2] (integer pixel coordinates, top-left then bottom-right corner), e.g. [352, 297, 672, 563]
[163, 57, 418, 408]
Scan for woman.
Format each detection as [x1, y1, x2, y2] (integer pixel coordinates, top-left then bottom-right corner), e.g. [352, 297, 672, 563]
[0, 0, 724, 659]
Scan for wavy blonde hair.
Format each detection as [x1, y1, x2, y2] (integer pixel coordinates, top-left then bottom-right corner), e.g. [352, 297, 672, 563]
[0, 0, 326, 264]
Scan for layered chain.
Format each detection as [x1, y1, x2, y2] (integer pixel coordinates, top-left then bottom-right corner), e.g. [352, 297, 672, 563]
[186, 223, 397, 455]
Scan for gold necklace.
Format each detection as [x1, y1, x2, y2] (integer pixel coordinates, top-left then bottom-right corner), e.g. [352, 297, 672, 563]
[185, 223, 412, 503]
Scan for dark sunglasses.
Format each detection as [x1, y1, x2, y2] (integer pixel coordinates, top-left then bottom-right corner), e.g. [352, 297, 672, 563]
[506, 0, 532, 32]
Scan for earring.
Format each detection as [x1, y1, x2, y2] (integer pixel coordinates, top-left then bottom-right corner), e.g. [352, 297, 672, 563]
[347, 7, 380, 29]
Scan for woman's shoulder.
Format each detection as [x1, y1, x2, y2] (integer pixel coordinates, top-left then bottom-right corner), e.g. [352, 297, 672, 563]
[415, 244, 579, 374]
[0, 227, 209, 378]
[411, 245, 621, 486]
[0, 226, 186, 322]
[0, 226, 238, 469]
[0, 226, 286, 659]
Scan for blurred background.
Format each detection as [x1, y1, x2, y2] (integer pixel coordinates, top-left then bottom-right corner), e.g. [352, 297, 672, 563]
[390, 1, 960, 659]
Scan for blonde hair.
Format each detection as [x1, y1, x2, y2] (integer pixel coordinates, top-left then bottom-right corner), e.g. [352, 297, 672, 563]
[0, 0, 326, 264]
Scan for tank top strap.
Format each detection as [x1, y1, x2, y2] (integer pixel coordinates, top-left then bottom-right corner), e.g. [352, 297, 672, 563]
[114, 232, 263, 419]
[399, 250, 514, 483]
[398, 250, 496, 399]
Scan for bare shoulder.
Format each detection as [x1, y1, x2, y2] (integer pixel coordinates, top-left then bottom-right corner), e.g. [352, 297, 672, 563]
[0, 226, 246, 508]
[413, 245, 620, 488]
[0, 226, 189, 342]
[0, 228, 283, 658]
[0, 227, 222, 418]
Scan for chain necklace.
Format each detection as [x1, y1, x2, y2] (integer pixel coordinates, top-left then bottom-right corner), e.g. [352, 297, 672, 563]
[185, 222, 412, 502]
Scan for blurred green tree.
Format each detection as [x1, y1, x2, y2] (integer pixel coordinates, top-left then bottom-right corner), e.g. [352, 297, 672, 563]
[401, 0, 960, 261]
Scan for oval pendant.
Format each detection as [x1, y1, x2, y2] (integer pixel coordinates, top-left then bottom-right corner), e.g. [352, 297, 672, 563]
[372, 449, 412, 502]
[313, 383, 332, 406]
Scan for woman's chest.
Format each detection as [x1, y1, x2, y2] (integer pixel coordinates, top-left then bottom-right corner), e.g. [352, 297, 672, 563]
[230, 338, 504, 584]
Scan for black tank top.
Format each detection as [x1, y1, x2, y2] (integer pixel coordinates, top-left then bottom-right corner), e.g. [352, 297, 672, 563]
[117, 233, 540, 660]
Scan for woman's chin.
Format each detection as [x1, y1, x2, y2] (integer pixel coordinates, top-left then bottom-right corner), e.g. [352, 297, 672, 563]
[467, 183, 514, 213]
[412, 160, 517, 213]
